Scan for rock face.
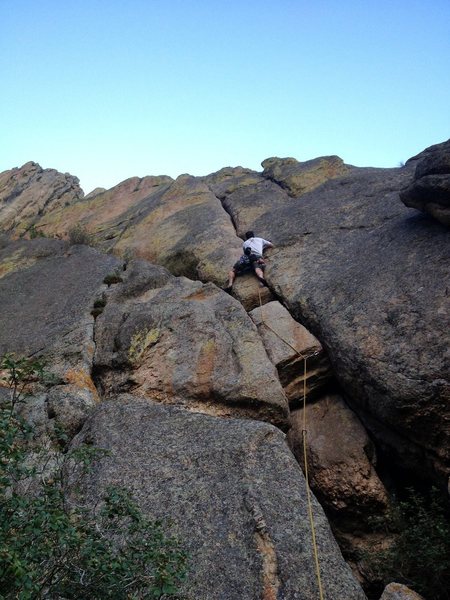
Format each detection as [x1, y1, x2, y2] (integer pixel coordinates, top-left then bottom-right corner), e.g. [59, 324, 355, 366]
[94, 260, 289, 426]
[71, 397, 367, 600]
[400, 139, 450, 226]
[0, 162, 83, 234]
[0, 238, 121, 382]
[1, 140, 449, 597]
[250, 301, 332, 405]
[218, 161, 450, 484]
[0, 238, 122, 442]
[38, 174, 173, 248]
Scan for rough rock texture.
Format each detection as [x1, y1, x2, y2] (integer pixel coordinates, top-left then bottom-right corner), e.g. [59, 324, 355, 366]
[205, 169, 290, 239]
[38, 174, 173, 247]
[379, 582, 424, 600]
[110, 175, 242, 286]
[228, 272, 275, 311]
[261, 155, 349, 197]
[47, 385, 98, 438]
[36, 173, 245, 288]
[0, 238, 121, 404]
[71, 397, 367, 600]
[219, 161, 450, 484]
[0, 161, 83, 234]
[287, 395, 388, 522]
[94, 260, 289, 426]
[400, 139, 450, 226]
[250, 301, 332, 405]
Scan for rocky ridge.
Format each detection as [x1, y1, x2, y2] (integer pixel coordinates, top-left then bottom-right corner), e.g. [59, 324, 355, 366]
[1, 139, 449, 599]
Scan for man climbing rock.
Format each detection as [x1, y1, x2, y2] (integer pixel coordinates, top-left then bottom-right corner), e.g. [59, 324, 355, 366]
[242, 231, 274, 258]
[224, 232, 273, 293]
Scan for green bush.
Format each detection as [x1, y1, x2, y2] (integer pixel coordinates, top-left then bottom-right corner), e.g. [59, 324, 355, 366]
[0, 353, 188, 599]
[28, 225, 47, 239]
[366, 486, 450, 599]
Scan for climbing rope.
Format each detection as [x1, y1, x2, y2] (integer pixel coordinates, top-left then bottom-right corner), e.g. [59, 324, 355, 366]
[257, 288, 324, 600]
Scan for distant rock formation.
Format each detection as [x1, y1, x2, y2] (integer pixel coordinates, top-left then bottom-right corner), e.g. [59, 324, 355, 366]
[261, 155, 349, 197]
[0, 161, 83, 234]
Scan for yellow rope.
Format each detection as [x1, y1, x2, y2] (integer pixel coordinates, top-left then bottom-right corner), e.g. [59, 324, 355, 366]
[258, 288, 324, 600]
[302, 359, 325, 600]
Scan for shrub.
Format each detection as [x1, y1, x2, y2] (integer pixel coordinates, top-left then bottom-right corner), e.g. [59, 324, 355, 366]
[28, 225, 47, 239]
[68, 223, 94, 246]
[365, 487, 450, 599]
[91, 297, 107, 318]
[0, 353, 188, 599]
[103, 271, 123, 286]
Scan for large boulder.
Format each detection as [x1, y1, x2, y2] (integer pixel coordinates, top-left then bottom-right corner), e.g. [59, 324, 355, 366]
[379, 582, 424, 600]
[287, 395, 388, 526]
[218, 160, 450, 484]
[0, 162, 83, 235]
[400, 139, 450, 226]
[93, 260, 289, 426]
[70, 396, 367, 600]
[111, 175, 241, 286]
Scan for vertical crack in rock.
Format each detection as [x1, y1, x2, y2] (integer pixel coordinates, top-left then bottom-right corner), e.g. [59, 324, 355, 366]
[244, 490, 281, 600]
[243, 431, 282, 600]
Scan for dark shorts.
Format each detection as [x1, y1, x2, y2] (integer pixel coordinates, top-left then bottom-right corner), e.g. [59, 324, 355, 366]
[233, 257, 265, 275]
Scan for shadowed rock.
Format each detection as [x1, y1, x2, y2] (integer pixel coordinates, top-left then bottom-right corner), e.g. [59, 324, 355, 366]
[287, 395, 388, 524]
[400, 139, 450, 226]
[0, 237, 122, 392]
[70, 396, 367, 600]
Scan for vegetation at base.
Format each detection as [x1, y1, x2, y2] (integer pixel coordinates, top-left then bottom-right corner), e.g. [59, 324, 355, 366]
[68, 223, 95, 246]
[0, 353, 188, 599]
[365, 486, 450, 600]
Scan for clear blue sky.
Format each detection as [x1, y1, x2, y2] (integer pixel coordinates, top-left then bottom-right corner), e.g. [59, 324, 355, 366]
[1, 1, 449, 194]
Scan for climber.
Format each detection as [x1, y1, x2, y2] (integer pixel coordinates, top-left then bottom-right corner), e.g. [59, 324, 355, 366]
[224, 232, 273, 293]
[242, 231, 274, 258]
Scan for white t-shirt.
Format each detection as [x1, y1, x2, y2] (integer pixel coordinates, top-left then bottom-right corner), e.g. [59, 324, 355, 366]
[242, 237, 271, 257]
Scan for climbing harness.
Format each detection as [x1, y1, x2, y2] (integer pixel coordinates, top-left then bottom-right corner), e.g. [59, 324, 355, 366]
[257, 288, 325, 600]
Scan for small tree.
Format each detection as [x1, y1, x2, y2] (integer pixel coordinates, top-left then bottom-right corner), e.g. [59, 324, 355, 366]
[0, 353, 188, 599]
